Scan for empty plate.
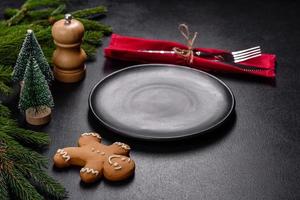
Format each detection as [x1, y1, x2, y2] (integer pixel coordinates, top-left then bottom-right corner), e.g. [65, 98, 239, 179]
[89, 64, 235, 141]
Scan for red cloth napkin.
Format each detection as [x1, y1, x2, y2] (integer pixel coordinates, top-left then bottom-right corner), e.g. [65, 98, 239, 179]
[104, 34, 276, 78]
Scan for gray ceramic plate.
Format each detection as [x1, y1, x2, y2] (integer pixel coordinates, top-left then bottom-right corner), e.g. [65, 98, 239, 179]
[89, 64, 235, 141]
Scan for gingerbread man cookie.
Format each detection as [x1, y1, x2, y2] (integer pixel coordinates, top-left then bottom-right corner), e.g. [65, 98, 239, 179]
[53, 132, 135, 183]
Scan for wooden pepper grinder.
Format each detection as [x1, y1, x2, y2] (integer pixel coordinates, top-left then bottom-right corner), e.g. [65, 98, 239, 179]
[52, 14, 87, 83]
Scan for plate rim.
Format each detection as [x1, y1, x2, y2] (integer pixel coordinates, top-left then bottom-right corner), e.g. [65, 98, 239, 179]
[89, 64, 235, 141]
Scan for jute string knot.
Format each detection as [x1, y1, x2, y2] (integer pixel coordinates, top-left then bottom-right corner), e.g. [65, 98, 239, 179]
[173, 24, 198, 64]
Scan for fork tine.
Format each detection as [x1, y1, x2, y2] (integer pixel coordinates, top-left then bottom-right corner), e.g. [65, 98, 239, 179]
[233, 49, 261, 58]
[232, 46, 261, 55]
[234, 53, 261, 63]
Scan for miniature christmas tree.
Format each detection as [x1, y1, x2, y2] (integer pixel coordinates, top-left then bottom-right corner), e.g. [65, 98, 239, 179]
[19, 56, 54, 125]
[13, 29, 54, 83]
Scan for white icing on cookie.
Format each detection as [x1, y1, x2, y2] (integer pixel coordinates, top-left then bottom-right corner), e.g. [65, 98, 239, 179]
[108, 155, 120, 164]
[114, 142, 131, 150]
[114, 166, 122, 170]
[120, 157, 131, 163]
[57, 149, 70, 162]
[80, 167, 99, 176]
[81, 132, 101, 140]
[108, 155, 123, 170]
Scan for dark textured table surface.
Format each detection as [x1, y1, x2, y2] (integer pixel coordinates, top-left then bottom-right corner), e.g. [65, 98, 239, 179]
[1, 0, 300, 200]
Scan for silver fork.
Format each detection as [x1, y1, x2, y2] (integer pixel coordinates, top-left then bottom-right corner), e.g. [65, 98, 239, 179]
[195, 46, 261, 63]
[139, 46, 261, 63]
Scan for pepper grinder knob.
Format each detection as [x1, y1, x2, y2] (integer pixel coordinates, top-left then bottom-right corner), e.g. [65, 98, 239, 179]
[64, 13, 73, 25]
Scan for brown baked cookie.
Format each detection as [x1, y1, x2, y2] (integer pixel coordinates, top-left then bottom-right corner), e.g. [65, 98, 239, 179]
[53, 132, 135, 183]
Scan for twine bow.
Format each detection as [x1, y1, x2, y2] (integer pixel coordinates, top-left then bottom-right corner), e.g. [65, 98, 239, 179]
[173, 24, 198, 64]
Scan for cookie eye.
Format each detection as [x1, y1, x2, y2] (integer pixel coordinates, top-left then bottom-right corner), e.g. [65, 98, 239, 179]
[108, 155, 123, 170]
[113, 162, 122, 170]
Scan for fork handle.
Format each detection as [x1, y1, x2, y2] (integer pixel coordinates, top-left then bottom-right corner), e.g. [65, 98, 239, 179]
[193, 50, 231, 60]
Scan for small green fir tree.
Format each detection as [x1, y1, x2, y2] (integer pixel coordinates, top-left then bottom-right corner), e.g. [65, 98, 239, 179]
[13, 29, 54, 83]
[19, 57, 54, 113]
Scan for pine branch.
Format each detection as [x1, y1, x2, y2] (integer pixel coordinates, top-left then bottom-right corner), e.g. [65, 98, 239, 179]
[3, 163, 44, 200]
[47, 14, 112, 35]
[0, 125, 48, 168]
[6, 7, 27, 26]
[0, 106, 47, 145]
[0, 113, 47, 150]
[84, 31, 103, 46]
[23, 0, 62, 10]
[72, 6, 107, 18]
[0, 171, 9, 200]
[0, 65, 13, 82]
[0, 104, 11, 117]
[0, 103, 67, 199]
[3, 135, 48, 168]
[0, 65, 13, 95]
[6, 127, 50, 148]
[51, 4, 66, 16]
[0, 143, 10, 200]
[16, 163, 68, 200]
[3, 8, 18, 19]
[26, 8, 56, 21]
[82, 43, 97, 60]
[77, 18, 112, 35]
[6, 0, 61, 26]
[4, 5, 65, 22]
[0, 81, 12, 95]
[0, 116, 17, 127]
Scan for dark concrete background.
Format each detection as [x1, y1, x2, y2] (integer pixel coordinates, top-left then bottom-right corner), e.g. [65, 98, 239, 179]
[1, 0, 300, 200]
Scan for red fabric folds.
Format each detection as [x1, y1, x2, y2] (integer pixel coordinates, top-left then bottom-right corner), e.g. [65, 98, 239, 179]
[104, 34, 276, 78]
